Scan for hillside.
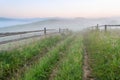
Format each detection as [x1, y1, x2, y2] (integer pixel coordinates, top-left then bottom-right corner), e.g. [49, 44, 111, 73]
[0, 17, 120, 33]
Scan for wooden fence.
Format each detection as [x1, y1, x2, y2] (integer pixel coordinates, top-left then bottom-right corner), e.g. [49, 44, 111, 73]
[0, 28, 68, 44]
[89, 24, 120, 31]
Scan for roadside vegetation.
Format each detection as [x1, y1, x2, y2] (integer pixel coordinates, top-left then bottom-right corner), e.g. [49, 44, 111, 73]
[21, 35, 75, 80]
[53, 36, 83, 80]
[84, 31, 120, 80]
[1, 29, 120, 80]
[0, 35, 65, 80]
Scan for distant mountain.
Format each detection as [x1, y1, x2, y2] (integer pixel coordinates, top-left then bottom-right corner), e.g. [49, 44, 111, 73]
[0, 17, 54, 28]
[0, 17, 51, 22]
[0, 17, 16, 21]
[0, 17, 120, 33]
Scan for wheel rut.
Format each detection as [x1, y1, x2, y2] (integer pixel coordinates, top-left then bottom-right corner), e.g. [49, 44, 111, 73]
[83, 48, 94, 80]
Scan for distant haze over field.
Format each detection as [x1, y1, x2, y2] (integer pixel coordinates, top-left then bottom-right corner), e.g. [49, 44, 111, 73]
[0, 17, 49, 28]
[0, 17, 120, 33]
[0, 0, 120, 32]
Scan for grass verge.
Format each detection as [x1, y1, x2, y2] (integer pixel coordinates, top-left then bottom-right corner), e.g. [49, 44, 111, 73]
[0, 35, 63, 80]
[84, 31, 120, 80]
[21, 35, 74, 80]
[53, 36, 83, 80]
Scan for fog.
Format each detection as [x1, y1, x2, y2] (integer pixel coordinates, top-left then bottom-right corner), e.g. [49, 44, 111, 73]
[0, 17, 120, 33]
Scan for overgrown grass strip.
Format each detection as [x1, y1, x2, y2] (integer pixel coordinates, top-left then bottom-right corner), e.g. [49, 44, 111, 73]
[21, 35, 74, 80]
[84, 31, 120, 80]
[0, 35, 63, 80]
[54, 36, 83, 80]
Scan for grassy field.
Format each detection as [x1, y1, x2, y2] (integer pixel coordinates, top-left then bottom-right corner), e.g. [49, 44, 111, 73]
[84, 31, 120, 80]
[21, 35, 75, 80]
[1, 30, 120, 80]
[0, 35, 65, 80]
[0, 32, 84, 80]
[53, 36, 83, 80]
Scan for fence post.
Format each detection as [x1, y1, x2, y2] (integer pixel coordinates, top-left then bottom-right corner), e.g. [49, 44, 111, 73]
[66, 28, 69, 32]
[59, 28, 61, 33]
[44, 27, 46, 35]
[105, 25, 107, 31]
[96, 24, 99, 30]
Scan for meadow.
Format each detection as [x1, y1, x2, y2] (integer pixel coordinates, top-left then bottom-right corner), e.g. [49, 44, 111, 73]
[0, 29, 120, 80]
[0, 34, 65, 80]
[84, 30, 120, 80]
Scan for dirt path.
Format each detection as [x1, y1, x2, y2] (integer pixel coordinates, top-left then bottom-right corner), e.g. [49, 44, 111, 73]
[49, 59, 60, 80]
[49, 51, 68, 80]
[83, 48, 94, 80]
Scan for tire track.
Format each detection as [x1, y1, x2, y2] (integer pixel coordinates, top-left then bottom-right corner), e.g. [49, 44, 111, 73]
[83, 48, 94, 80]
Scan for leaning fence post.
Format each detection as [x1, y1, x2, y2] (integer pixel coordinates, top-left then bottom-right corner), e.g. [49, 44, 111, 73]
[44, 27, 46, 35]
[105, 25, 107, 31]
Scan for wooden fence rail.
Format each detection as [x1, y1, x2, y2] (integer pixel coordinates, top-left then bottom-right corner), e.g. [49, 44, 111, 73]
[0, 28, 68, 44]
[89, 24, 120, 31]
[0, 28, 57, 37]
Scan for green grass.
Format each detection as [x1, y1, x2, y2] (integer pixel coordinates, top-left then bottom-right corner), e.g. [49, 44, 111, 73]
[0, 35, 64, 80]
[2, 30, 120, 80]
[84, 31, 120, 80]
[21, 35, 74, 80]
[54, 36, 83, 80]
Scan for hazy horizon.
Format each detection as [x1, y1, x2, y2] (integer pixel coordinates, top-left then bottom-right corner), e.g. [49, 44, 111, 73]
[1, 16, 120, 19]
[0, 0, 120, 18]
[1, 0, 120, 32]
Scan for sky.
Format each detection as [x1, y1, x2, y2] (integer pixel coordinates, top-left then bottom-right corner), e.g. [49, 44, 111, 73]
[0, 0, 120, 18]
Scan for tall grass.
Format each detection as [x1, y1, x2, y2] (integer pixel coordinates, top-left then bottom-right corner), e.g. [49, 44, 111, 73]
[0, 35, 63, 80]
[54, 36, 83, 80]
[21, 35, 74, 80]
[84, 31, 120, 80]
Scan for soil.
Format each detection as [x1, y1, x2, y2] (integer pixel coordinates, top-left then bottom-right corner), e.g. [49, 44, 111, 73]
[83, 48, 94, 80]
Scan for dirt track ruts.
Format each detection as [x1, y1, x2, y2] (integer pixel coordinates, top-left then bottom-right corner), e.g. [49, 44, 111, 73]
[83, 48, 94, 80]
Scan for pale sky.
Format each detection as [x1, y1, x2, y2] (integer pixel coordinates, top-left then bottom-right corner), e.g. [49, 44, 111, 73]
[0, 0, 120, 18]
